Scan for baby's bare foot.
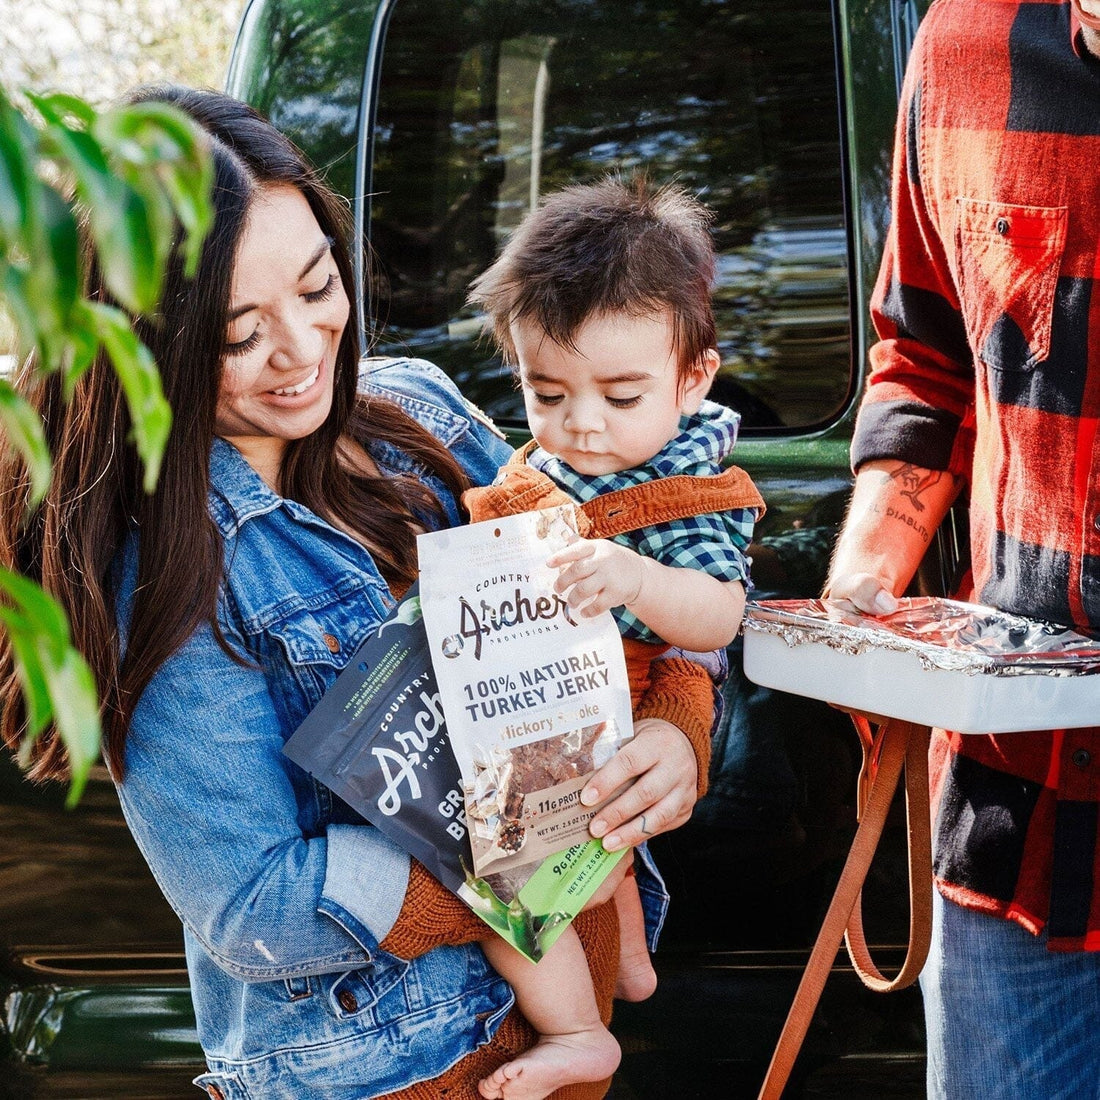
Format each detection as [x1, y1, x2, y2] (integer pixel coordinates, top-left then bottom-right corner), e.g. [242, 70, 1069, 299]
[615, 949, 657, 1002]
[477, 1027, 621, 1100]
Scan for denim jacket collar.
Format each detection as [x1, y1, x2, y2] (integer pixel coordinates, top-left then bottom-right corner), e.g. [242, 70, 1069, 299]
[206, 384, 473, 539]
[208, 438, 283, 537]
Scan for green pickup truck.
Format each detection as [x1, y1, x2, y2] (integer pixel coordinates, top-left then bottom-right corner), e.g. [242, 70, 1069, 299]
[0, 1, 953, 1095]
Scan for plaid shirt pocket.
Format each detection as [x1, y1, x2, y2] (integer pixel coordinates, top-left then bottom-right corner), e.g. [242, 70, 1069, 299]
[954, 198, 1067, 371]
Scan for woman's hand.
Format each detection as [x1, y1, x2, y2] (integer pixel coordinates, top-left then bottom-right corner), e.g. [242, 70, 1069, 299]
[580, 717, 698, 852]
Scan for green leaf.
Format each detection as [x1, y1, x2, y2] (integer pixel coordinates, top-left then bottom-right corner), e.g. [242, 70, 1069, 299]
[0, 93, 34, 242]
[36, 175, 81, 323]
[0, 615, 52, 745]
[95, 101, 198, 166]
[25, 91, 95, 131]
[83, 301, 172, 489]
[44, 125, 163, 314]
[61, 322, 100, 397]
[48, 647, 100, 808]
[0, 568, 102, 805]
[0, 378, 51, 507]
[157, 156, 215, 278]
[0, 264, 39, 362]
[96, 102, 214, 279]
[3, 175, 82, 369]
[0, 566, 70, 648]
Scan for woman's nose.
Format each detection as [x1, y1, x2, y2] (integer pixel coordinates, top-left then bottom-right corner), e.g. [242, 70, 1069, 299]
[269, 313, 323, 371]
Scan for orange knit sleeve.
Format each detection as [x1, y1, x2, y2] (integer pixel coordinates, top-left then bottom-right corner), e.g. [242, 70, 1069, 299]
[632, 656, 715, 799]
[378, 859, 487, 959]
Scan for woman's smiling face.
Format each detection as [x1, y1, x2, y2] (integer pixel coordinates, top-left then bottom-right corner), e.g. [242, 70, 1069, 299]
[215, 184, 351, 486]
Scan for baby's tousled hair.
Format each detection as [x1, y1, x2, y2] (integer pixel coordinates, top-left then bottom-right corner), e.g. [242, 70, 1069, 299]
[469, 175, 717, 378]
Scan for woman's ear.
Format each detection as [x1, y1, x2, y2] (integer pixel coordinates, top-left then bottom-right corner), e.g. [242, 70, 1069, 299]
[678, 348, 721, 415]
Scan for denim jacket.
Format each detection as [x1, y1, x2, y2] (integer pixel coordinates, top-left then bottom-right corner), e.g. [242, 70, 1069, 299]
[114, 357, 673, 1099]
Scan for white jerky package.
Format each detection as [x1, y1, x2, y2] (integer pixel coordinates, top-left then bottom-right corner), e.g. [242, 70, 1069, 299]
[418, 504, 634, 876]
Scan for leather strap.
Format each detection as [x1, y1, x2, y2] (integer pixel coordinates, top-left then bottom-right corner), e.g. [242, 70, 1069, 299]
[756, 717, 933, 1100]
[844, 715, 932, 992]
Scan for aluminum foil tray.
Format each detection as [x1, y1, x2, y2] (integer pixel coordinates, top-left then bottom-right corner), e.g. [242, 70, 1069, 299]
[742, 597, 1100, 733]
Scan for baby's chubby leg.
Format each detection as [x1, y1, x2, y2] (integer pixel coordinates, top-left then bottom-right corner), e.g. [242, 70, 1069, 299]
[613, 869, 657, 1002]
[479, 926, 620, 1100]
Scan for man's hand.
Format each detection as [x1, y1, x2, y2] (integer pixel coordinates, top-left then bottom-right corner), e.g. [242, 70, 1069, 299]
[827, 459, 962, 615]
[827, 571, 899, 616]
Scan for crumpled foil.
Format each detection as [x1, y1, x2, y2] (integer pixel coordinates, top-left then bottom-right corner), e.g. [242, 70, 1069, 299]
[743, 597, 1100, 677]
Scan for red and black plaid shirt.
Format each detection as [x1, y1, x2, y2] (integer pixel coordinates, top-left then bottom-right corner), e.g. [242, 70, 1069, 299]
[851, 0, 1100, 950]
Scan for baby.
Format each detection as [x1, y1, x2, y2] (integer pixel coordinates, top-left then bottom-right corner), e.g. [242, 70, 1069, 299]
[465, 176, 763, 1100]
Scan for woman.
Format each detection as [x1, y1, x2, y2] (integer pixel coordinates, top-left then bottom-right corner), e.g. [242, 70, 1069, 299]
[0, 87, 709, 1099]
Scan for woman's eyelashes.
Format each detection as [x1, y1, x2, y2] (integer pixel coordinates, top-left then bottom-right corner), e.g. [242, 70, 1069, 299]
[225, 330, 262, 357]
[224, 273, 340, 356]
[302, 272, 338, 304]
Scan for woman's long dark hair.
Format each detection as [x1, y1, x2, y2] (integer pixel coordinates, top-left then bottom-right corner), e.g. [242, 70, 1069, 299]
[0, 87, 469, 781]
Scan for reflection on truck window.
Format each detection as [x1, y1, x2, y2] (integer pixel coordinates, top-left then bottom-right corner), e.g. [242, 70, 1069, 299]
[368, 0, 850, 431]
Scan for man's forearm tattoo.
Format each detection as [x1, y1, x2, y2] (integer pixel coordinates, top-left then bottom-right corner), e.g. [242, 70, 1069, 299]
[872, 463, 962, 546]
[889, 463, 947, 513]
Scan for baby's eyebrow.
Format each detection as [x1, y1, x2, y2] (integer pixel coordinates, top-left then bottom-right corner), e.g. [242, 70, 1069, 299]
[599, 372, 651, 384]
[523, 369, 652, 384]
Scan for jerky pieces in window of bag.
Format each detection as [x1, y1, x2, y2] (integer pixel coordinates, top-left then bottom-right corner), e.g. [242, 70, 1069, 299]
[418, 505, 635, 884]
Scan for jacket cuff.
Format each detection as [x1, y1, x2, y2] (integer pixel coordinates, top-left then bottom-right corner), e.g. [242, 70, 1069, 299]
[379, 859, 487, 960]
[633, 656, 714, 799]
[320, 824, 411, 947]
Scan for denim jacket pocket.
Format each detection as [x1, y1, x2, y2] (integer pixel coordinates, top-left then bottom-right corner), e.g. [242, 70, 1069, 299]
[954, 198, 1067, 371]
[266, 608, 361, 716]
[326, 952, 410, 1020]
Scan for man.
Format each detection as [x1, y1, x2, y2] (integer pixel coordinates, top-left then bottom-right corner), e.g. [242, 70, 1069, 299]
[828, 0, 1100, 1095]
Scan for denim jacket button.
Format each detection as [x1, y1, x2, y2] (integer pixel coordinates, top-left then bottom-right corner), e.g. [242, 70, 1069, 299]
[338, 989, 359, 1012]
[322, 632, 340, 653]
[205, 1087, 225, 1100]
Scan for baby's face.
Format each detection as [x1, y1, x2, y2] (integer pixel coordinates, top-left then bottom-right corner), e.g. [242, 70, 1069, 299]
[513, 311, 710, 476]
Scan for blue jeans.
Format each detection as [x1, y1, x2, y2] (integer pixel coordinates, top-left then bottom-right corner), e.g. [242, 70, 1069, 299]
[922, 890, 1100, 1099]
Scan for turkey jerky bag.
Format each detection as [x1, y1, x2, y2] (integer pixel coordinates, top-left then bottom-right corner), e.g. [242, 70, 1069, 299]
[417, 504, 634, 878]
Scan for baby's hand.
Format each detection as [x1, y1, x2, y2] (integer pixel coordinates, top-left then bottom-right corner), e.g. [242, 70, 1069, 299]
[545, 538, 645, 618]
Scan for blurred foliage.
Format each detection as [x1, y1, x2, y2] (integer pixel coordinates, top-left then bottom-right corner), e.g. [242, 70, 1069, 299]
[0, 0, 235, 358]
[0, 0, 240, 107]
[0, 86, 212, 804]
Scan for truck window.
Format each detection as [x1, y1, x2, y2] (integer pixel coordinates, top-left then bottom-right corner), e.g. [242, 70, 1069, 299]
[368, 0, 851, 431]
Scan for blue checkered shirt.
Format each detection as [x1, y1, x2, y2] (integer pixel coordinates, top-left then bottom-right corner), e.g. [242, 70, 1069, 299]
[529, 400, 757, 643]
